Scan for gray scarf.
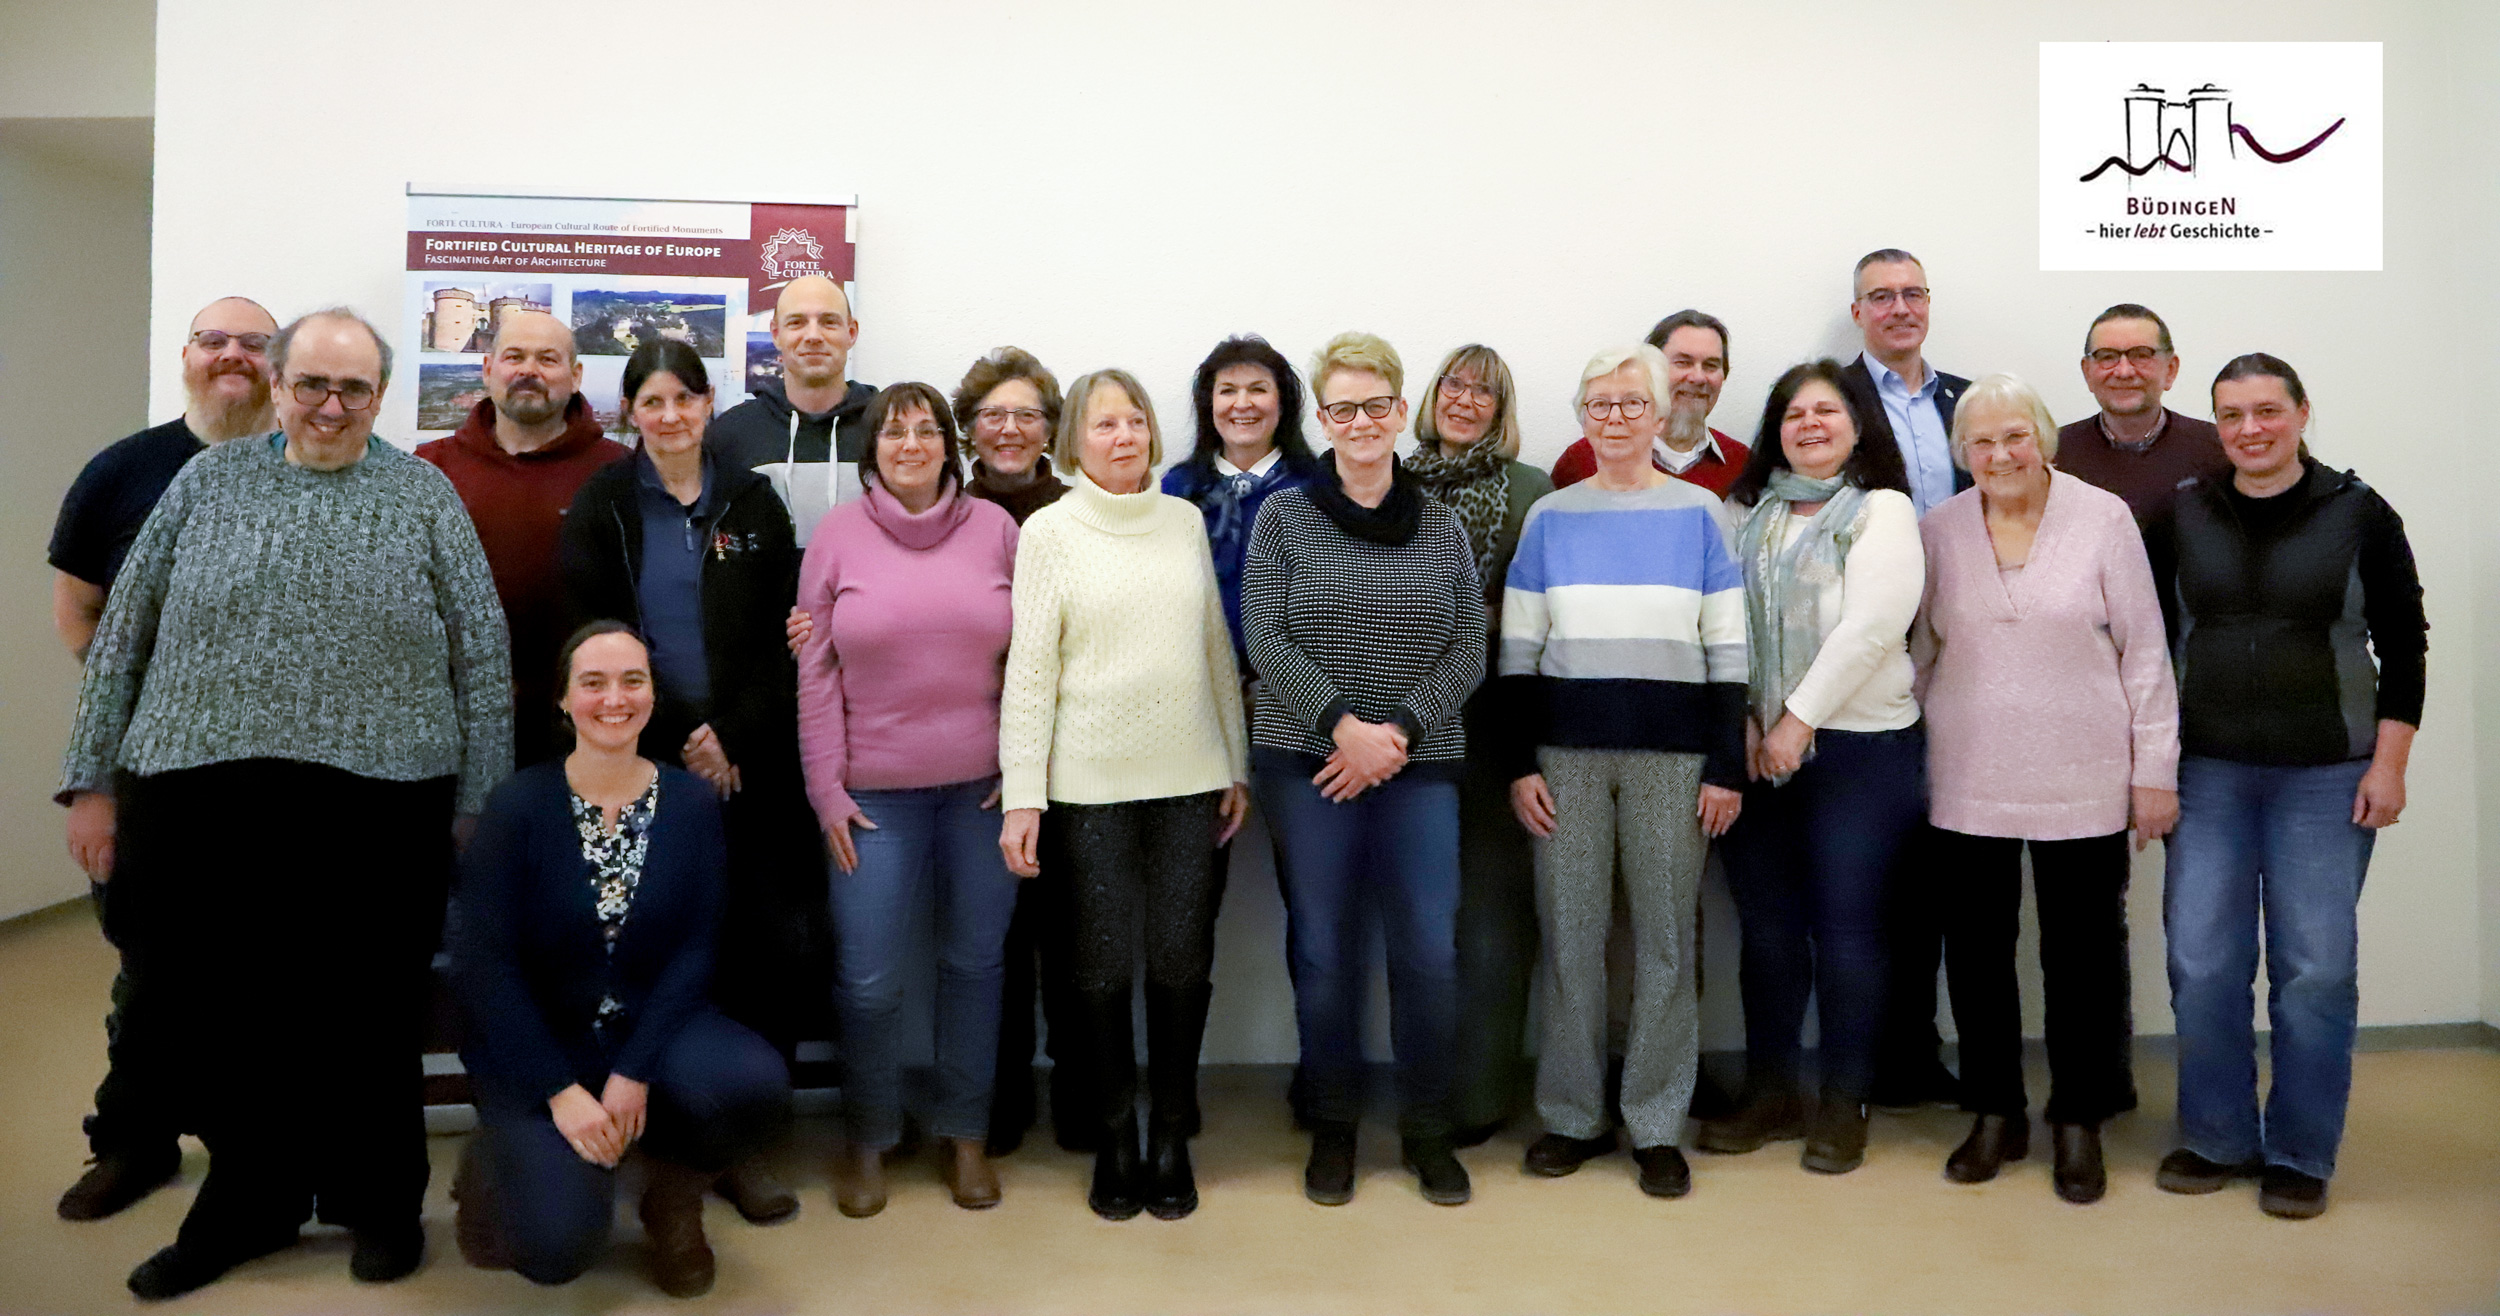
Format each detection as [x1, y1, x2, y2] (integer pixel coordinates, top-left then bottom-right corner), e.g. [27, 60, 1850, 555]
[1733, 470, 1867, 781]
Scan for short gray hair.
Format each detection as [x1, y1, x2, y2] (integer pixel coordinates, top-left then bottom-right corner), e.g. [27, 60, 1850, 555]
[1949, 373, 2061, 465]
[1852, 247, 1923, 297]
[270, 306, 394, 388]
[1575, 344, 1673, 419]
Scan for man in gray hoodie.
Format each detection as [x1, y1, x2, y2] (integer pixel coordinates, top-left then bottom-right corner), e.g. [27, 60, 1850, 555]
[705, 274, 875, 544]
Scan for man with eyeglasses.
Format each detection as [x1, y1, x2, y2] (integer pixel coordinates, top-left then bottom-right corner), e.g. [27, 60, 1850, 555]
[417, 310, 629, 768]
[1550, 310, 1750, 497]
[707, 274, 876, 544]
[44, 295, 278, 1226]
[2055, 303, 2229, 522]
[1841, 248, 1971, 519]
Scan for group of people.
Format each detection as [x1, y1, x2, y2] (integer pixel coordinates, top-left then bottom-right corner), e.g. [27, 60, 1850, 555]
[47, 247, 2423, 1301]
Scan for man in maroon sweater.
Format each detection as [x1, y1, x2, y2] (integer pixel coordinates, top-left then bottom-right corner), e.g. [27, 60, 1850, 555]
[2055, 303, 2229, 523]
[417, 310, 628, 766]
[1551, 309, 1750, 496]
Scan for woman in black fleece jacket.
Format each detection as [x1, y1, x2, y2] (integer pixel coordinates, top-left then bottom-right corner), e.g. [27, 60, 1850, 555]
[2142, 353, 2426, 1222]
[559, 340, 825, 1223]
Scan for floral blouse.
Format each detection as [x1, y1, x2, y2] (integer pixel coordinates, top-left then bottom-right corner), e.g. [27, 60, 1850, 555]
[570, 771, 660, 1028]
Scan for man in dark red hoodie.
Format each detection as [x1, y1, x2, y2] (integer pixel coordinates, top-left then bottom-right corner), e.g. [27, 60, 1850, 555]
[418, 310, 628, 766]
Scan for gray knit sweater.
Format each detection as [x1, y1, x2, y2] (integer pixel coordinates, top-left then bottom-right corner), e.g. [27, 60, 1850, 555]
[61, 434, 514, 812]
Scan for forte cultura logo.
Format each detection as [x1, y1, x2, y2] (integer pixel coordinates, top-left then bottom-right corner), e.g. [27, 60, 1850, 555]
[2039, 43, 2380, 273]
[2077, 83, 2346, 183]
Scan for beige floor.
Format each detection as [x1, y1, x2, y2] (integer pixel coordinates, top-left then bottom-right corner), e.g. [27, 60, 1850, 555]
[2, 904, 2495, 1316]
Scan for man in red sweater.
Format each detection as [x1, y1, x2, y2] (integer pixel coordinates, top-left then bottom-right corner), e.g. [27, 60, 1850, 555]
[416, 310, 628, 766]
[1551, 309, 1750, 496]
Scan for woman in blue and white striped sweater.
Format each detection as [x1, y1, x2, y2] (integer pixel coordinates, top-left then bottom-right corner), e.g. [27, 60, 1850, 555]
[1501, 344, 1749, 1200]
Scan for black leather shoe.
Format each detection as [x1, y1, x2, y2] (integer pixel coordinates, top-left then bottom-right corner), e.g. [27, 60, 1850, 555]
[1143, 1120, 1197, 1220]
[1088, 1115, 1143, 1221]
[1304, 1122, 1358, 1206]
[1448, 1117, 1507, 1150]
[1696, 1090, 1809, 1154]
[2051, 1123, 2106, 1204]
[2258, 1165, 2329, 1219]
[1523, 1130, 1616, 1177]
[1634, 1146, 1691, 1198]
[58, 1145, 181, 1221]
[1402, 1138, 1471, 1206]
[1801, 1098, 1869, 1174]
[127, 1232, 296, 1302]
[1943, 1112, 2030, 1184]
[2155, 1148, 2262, 1195]
[350, 1221, 425, 1283]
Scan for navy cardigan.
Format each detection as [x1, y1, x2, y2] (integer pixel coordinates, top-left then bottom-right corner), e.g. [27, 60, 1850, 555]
[454, 760, 727, 1105]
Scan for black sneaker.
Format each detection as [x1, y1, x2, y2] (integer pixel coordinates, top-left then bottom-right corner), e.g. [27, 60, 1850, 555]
[350, 1221, 426, 1283]
[127, 1231, 297, 1302]
[58, 1145, 181, 1221]
[1634, 1146, 1691, 1198]
[1403, 1138, 1471, 1206]
[2154, 1148, 2262, 1195]
[1523, 1131, 1617, 1177]
[2258, 1166, 2329, 1219]
[1304, 1122, 1358, 1206]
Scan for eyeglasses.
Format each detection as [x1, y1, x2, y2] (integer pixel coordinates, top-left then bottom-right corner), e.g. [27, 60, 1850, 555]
[1581, 396, 1652, 420]
[1437, 376, 1497, 404]
[190, 330, 271, 355]
[879, 424, 948, 443]
[971, 406, 1046, 428]
[1318, 396, 1399, 424]
[2086, 346, 2166, 367]
[287, 376, 378, 411]
[1857, 287, 1931, 310]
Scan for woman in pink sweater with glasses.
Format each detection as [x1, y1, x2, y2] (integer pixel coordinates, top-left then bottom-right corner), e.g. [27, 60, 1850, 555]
[1911, 373, 2178, 1206]
[796, 382, 1022, 1217]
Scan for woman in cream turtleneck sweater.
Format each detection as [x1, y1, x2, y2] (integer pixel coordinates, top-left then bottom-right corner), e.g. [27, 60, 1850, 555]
[996, 369, 1249, 1224]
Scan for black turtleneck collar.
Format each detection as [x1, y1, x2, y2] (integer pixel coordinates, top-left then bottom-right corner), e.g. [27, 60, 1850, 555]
[1306, 450, 1422, 546]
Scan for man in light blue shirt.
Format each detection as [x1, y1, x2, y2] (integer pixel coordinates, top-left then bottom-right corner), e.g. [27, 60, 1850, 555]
[1839, 249, 1970, 519]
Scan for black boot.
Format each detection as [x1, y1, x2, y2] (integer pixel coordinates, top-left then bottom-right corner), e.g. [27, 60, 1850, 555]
[1082, 989, 1142, 1220]
[1143, 984, 1211, 1220]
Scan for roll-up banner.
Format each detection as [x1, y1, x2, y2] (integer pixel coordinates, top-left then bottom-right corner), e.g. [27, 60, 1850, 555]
[396, 185, 856, 447]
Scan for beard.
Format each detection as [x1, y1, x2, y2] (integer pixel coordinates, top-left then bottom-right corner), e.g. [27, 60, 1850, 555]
[496, 382, 566, 426]
[184, 365, 274, 440]
[1663, 400, 1711, 451]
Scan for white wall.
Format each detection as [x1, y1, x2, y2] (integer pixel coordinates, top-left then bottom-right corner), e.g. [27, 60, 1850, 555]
[142, 0, 2493, 1053]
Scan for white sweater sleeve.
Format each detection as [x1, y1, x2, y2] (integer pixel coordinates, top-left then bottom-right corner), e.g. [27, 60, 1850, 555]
[997, 519, 1066, 812]
[1783, 491, 1924, 730]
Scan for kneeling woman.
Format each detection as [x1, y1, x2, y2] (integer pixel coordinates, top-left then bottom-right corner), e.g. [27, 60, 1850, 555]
[453, 623, 791, 1297]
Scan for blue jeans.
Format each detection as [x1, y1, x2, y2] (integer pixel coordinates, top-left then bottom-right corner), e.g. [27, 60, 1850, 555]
[1255, 752, 1462, 1139]
[478, 1010, 789, 1286]
[2165, 755, 2376, 1180]
[1718, 725, 1928, 1102]
[829, 778, 1020, 1147]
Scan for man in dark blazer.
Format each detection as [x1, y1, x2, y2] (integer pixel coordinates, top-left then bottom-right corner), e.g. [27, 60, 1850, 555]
[1841, 248, 1970, 520]
[1842, 247, 1968, 1113]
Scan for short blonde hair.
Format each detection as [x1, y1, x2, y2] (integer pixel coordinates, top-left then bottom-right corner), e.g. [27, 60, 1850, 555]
[1053, 368, 1163, 474]
[1308, 331, 1404, 402]
[1575, 344, 1673, 420]
[1949, 372, 2062, 466]
[1413, 343, 1523, 459]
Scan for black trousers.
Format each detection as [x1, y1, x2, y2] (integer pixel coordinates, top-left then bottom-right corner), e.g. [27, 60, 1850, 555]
[993, 867, 1093, 1134]
[1053, 794, 1223, 1128]
[84, 835, 184, 1156]
[1934, 828, 2138, 1123]
[122, 759, 453, 1248]
[1451, 744, 1538, 1132]
[1874, 824, 1952, 1094]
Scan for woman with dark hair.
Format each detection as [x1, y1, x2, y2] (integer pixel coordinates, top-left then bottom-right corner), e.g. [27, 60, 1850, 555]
[452, 622, 789, 1298]
[559, 340, 817, 1224]
[797, 383, 1023, 1213]
[2146, 354, 2423, 1219]
[1161, 335, 1320, 671]
[1404, 342, 1553, 1146]
[1698, 359, 1926, 1176]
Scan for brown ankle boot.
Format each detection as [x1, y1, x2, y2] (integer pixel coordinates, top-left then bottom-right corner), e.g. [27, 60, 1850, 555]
[942, 1137, 1002, 1209]
[450, 1140, 511, 1271]
[834, 1141, 888, 1218]
[640, 1159, 716, 1298]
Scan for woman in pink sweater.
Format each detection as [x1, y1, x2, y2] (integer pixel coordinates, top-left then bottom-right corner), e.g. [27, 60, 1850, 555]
[1911, 373, 2178, 1205]
[796, 383, 1021, 1215]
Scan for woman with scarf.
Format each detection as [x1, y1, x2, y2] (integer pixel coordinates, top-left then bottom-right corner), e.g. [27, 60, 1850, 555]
[1696, 359, 1926, 1177]
[1244, 333, 1486, 1207]
[1162, 336, 1320, 671]
[1402, 343, 1552, 1146]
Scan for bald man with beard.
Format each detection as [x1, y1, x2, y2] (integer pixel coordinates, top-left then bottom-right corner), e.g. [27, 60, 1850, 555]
[706, 275, 876, 543]
[47, 295, 279, 1223]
